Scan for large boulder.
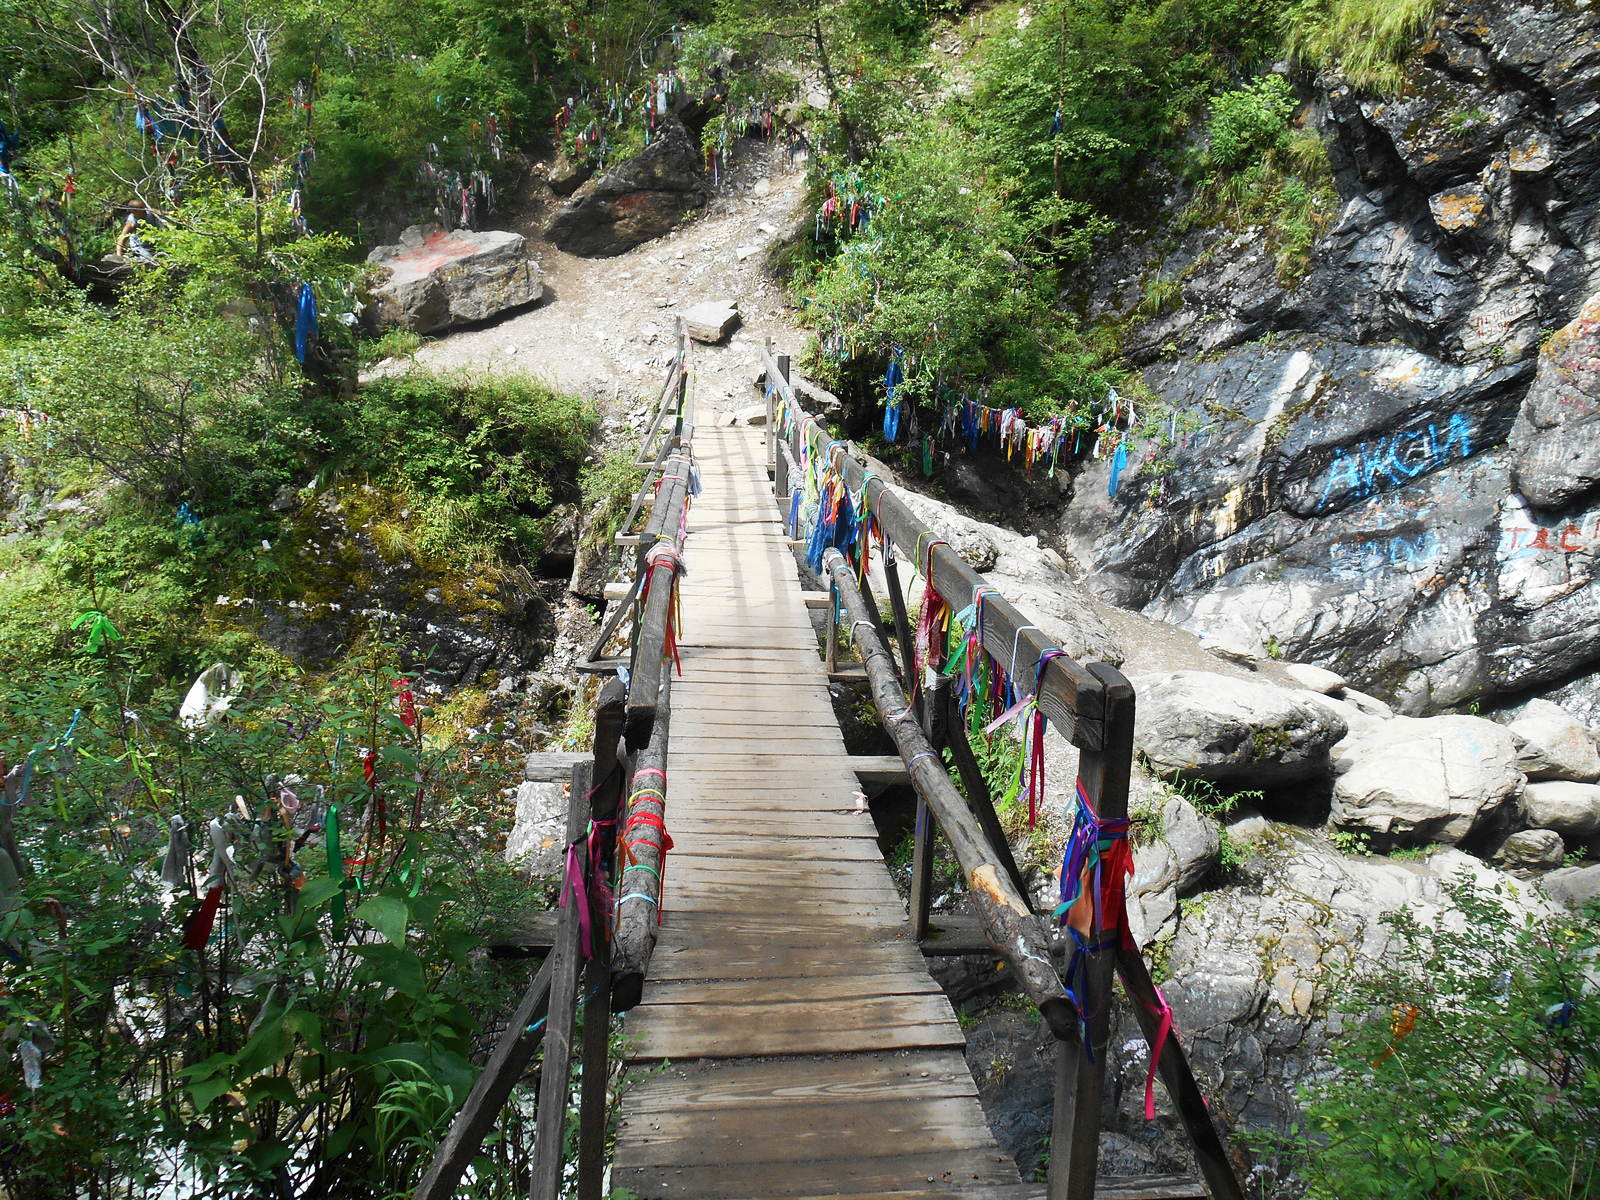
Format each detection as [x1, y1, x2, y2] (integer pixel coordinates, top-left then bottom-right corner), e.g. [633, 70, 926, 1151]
[1491, 827, 1566, 870]
[1131, 670, 1347, 784]
[1539, 863, 1600, 907]
[1126, 793, 1221, 945]
[1507, 698, 1600, 781]
[545, 120, 711, 257]
[1509, 292, 1600, 509]
[367, 226, 542, 333]
[503, 780, 566, 878]
[683, 299, 740, 344]
[1520, 780, 1600, 839]
[1330, 715, 1524, 844]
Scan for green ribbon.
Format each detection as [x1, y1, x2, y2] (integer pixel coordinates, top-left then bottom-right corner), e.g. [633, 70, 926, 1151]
[71, 611, 122, 654]
[326, 803, 346, 937]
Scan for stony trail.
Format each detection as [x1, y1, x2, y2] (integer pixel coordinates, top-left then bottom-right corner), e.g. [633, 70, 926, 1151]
[387, 143, 812, 427]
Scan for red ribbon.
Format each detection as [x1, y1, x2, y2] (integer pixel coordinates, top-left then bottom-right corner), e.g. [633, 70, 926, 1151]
[181, 887, 223, 951]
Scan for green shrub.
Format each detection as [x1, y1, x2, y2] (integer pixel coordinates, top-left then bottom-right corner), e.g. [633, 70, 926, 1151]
[352, 372, 595, 564]
[0, 643, 534, 1197]
[1207, 74, 1298, 172]
[1292, 877, 1599, 1199]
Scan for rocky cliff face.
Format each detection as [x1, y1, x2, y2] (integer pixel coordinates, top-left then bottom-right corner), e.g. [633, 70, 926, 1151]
[1061, 0, 1600, 716]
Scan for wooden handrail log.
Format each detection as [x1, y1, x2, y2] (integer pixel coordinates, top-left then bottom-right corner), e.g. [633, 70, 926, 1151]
[636, 327, 688, 466]
[610, 669, 671, 1011]
[762, 344, 1106, 750]
[626, 451, 692, 749]
[821, 547, 1076, 1042]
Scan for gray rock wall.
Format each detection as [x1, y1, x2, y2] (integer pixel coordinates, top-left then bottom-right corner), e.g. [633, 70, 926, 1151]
[1058, 2, 1600, 715]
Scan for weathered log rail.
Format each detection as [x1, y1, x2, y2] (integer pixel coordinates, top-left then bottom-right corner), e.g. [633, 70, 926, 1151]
[763, 341, 1242, 1200]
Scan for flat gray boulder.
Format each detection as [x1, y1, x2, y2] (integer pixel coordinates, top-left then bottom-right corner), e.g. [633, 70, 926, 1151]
[503, 780, 566, 879]
[1521, 779, 1600, 838]
[1331, 715, 1523, 844]
[1132, 670, 1347, 784]
[684, 299, 740, 344]
[1508, 699, 1600, 782]
[368, 226, 542, 333]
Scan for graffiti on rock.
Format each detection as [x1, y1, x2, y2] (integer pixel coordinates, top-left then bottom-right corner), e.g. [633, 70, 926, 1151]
[1313, 414, 1475, 513]
[1330, 532, 1442, 578]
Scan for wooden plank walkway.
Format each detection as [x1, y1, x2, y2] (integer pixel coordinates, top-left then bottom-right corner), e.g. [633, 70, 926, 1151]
[615, 425, 1036, 1199]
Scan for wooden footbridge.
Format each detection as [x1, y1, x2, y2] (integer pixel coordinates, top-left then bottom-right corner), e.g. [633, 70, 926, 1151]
[415, 333, 1243, 1200]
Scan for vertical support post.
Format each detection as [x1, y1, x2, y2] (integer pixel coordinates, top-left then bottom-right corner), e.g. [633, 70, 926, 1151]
[776, 438, 790, 522]
[909, 675, 949, 942]
[576, 682, 625, 1200]
[941, 685, 1031, 908]
[575, 931, 613, 1200]
[881, 551, 917, 691]
[825, 579, 839, 674]
[671, 319, 688, 446]
[531, 761, 592, 1200]
[1048, 665, 1136, 1200]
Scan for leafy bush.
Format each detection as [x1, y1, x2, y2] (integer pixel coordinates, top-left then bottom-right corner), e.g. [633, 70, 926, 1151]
[1291, 877, 1599, 1199]
[1207, 75, 1297, 172]
[0, 643, 534, 1197]
[352, 372, 595, 563]
[1284, 0, 1441, 92]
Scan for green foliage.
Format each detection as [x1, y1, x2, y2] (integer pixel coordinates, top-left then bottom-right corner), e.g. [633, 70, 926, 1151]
[1284, 0, 1441, 92]
[1207, 74, 1297, 172]
[1181, 126, 1339, 284]
[1291, 878, 1599, 1198]
[582, 444, 647, 547]
[0, 642, 536, 1197]
[800, 120, 1114, 416]
[351, 372, 595, 563]
[1330, 827, 1372, 856]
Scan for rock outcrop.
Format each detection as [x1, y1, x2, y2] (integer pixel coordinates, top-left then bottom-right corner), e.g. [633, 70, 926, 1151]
[1132, 670, 1347, 784]
[545, 120, 712, 257]
[1054, 0, 1600, 716]
[1329, 715, 1523, 844]
[367, 226, 542, 333]
[1508, 293, 1600, 509]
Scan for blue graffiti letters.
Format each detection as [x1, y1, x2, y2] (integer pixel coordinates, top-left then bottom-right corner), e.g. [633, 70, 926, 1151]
[1316, 414, 1474, 512]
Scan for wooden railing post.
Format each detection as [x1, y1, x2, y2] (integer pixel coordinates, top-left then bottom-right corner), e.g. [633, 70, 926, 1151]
[1048, 664, 1135, 1200]
[576, 683, 626, 1200]
[824, 578, 839, 674]
[530, 760, 593, 1200]
[908, 673, 948, 942]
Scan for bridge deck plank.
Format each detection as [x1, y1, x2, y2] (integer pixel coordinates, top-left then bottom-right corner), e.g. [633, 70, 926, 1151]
[617, 424, 1028, 1199]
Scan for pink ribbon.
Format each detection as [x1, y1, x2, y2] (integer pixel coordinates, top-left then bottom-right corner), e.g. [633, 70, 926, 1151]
[1125, 979, 1175, 1119]
[560, 841, 593, 960]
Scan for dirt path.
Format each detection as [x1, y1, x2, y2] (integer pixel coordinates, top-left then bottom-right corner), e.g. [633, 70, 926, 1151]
[392, 142, 812, 428]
